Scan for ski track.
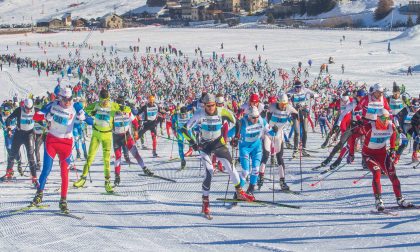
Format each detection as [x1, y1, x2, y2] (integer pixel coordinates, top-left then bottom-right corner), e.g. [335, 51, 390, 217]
[0, 27, 420, 251]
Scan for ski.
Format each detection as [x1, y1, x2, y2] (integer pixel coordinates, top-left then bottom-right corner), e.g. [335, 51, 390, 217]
[203, 213, 213, 220]
[10, 204, 50, 214]
[311, 165, 323, 171]
[269, 188, 301, 195]
[216, 198, 301, 209]
[369, 210, 399, 217]
[386, 205, 419, 210]
[100, 192, 126, 197]
[0, 176, 17, 183]
[138, 173, 177, 183]
[320, 164, 346, 175]
[54, 211, 84, 220]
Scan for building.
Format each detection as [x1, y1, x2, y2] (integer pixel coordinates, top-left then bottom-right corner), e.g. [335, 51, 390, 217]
[72, 18, 88, 27]
[240, 0, 267, 13]
[408, 1, 420, 12]
[224, 0, 241, 12]
[101, 13, 124, 29]
[180, 0, 193, 20]
[191, 2, 210, 21]
[62, 12, 72, 26]
[48, 18, 64, 29]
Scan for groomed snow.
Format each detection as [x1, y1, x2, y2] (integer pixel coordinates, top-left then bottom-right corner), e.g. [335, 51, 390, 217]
[0, 27, 419, 251]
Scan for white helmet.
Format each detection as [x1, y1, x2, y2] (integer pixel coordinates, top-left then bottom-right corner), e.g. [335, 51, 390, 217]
[379, 108, 390, 117]
[341, 95, 349, 103]
[24, 98, 33, 109]
[278, 93, 288, 104]
[59, 87, 72, 98]
[216, 96, 225, 104]
[372, 83, 384, 93]
[248, 106, 260, 118]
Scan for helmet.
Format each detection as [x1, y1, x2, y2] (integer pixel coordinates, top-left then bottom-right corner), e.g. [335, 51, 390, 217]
[216, 95, 225, 104]
[59, 87, 72, 98]
[356, 89, 366, 97]
[202, 93, 216, 104]
[249, 93, 259, 103]
[278, 93, 288, 104]
[379, 108, 390, 117]
[24, 98, 33, 110]
[372, 83, 384, 93]
[148, 95, 155, 103]
[248, 106, 260, 118]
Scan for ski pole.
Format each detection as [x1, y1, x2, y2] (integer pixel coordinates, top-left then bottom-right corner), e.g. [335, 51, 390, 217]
[310, 164, 346, 187]
[169, 134, 175, 159]
[270, 145, 275, 203]
[414, 161, 420, 169]
[353, 170, 370, 185]
[299, 140, 303, 192]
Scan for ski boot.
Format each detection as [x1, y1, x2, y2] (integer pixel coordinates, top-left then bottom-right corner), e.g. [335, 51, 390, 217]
[217, 161, 223, 172]
[142, 144, 148, 150]
[321, 137, 330, 149]
[76, 150, 81, 160]
[114, 174, 121, 186]
[73, 175, 87, 188]
[397, 196, 414, 208]
[202, 195, 210, 215]
[375, 194, 384, 212]
[285, 141, 293, 149]
[257, 172, 264, 190]
[280, 178, 290, 191]
[412, 151, 419, 162]
[31, 190, 43, 206]
[152, 150, 158, 158]
[246, 184, 255, 196]
[235, 185, 255, 202]
[104, 178, 114, 193]
[301, 148, 310, 157]
[142, 166, 154, 176]
[330, 158, 342, 170]
[36, 162, 41, 171]
[180, 159, 186, 170]
[184, 147, 193, 157]
[59, 198, 69, 213]
[346, 155, 355, 164]
[292, 150, 299, 159]
[6, 168, 14, 180]
[321, 157, 332, 167]
[17, 165, 24, 176]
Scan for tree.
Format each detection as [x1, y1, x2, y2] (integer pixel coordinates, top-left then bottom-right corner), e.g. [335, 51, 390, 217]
[267, 13, 275, 24]
[417, 11, 420, 25]
[375, 0, 394, 21]
[407, 15, 414, 27]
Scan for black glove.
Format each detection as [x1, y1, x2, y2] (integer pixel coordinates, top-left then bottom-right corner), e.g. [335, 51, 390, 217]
[356, 120, 364, 126]
[190, 142, 199, 151]
[332, 125, 340, 133]
[272, 125, 279, 133]
[120, 105, 125, 111]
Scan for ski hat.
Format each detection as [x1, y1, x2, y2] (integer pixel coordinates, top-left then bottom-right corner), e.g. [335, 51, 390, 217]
[23, 98, 33, 110]
[392, 82, 400, 92]
[249, 93, 259, 103]
[59, 87, 72, 98]
[99, 88, 110, 100]
[372, 83, 384, 93]
[356, 89, 366, 97]
[294, 80, 302, 88]
[202, 93, 216, 104]
[216, 95, 225, 104]
[248, 106, 260, 118]
[180, 106, 188, 114]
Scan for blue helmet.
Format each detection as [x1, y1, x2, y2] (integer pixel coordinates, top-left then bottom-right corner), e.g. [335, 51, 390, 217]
[357, 89, 366, 97]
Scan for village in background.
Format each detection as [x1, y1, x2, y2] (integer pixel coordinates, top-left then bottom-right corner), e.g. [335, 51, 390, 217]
[0, 0, 419, 33]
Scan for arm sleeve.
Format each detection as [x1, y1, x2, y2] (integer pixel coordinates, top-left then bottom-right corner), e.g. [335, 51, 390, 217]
[5, 108, 19, 126]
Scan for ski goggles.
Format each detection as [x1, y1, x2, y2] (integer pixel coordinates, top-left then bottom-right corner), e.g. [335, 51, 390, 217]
[60, 96, 72, 103]
[250, 116, 259, 120]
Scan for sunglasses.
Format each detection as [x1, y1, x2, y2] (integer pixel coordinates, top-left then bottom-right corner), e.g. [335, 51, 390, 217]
[61, 96, 72, 103]
[206, 104, 216, 108]
[379, 115, 389, 121]
[251, 116, 259, 119]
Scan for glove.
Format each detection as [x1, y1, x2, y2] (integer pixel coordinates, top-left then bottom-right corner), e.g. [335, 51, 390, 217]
[190, 142, 199, 151]
[272, 125, 279, 133]
[389, 148, 396, 160]
[231, 136, 239, 148]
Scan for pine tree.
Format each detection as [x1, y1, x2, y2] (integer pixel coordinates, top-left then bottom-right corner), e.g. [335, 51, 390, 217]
[375, 0, 394, 21]
[417, 11, 420, 25]
[407, 15, 414, 27]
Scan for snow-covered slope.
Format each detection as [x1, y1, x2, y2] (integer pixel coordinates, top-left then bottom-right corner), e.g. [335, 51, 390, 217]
[0, 0, 149, 24]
